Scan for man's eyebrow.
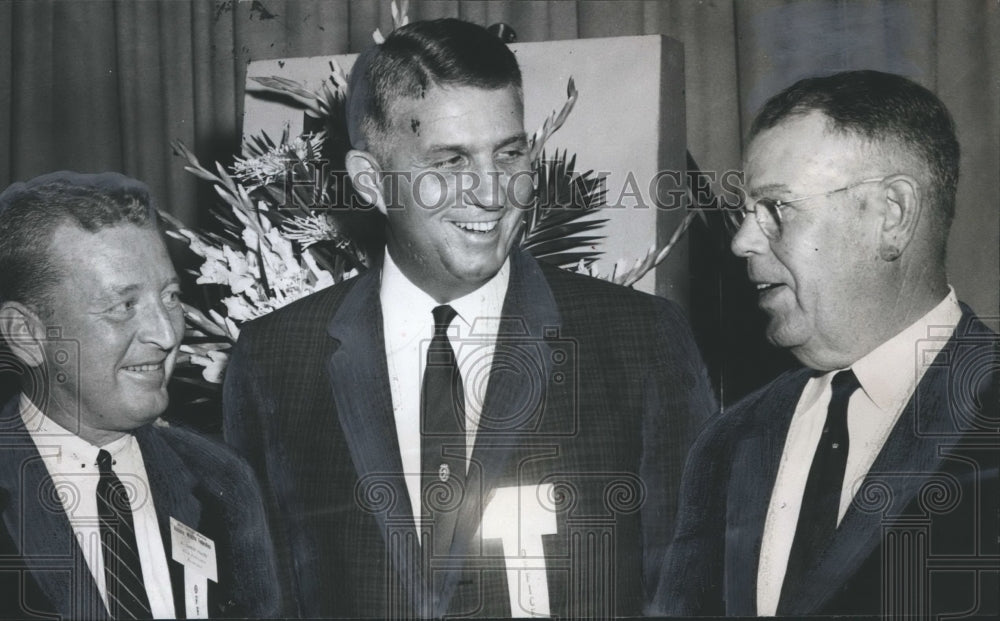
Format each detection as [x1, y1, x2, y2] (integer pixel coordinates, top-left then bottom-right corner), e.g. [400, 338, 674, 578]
[494, 133, 528, 149]
[746, 182, 790, 197]
[422, 143, 466, 155]
[103, 275, 179, 299]
[89, 283, 140, 309]
[110, 284, 141, 297]
[422, 133, 528, 155]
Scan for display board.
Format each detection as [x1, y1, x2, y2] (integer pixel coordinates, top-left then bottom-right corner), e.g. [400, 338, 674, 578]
[243, 35, 687, 302]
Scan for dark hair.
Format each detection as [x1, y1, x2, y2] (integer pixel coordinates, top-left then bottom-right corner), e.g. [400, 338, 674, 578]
[749, 70, 960, 237]
[0, 171, 157, 315]
[349, 18, 522, 155]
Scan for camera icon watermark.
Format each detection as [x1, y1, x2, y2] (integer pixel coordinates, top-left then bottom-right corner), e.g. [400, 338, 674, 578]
[1, 327, 81, 434]
[913, 316, 999, 437]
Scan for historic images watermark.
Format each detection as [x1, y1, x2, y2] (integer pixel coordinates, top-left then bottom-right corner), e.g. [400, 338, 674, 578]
[268, 160, 749, 212]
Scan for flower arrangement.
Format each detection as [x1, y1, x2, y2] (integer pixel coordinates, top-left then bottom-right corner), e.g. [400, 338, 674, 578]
[164, 3, 696, 390]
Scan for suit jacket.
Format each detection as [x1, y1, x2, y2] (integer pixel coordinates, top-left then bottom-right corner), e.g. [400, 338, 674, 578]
[223, 248, 716, 618]
[652, 305, 999, 617]
[0, 396, 283, 619]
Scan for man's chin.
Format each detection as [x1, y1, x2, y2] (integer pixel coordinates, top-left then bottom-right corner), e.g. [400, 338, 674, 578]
[120, 391, 171, 424]
[452, 252, 508, 280]
[764, 318, 801, 351]
[768, 329, 840, 371]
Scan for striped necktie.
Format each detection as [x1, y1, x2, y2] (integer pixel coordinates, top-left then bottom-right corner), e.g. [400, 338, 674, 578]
[97, 449, 152, 620]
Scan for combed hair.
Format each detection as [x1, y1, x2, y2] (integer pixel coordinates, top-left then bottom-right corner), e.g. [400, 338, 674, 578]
[0, 171, 156, 314]
[354, 18, 522, 156]
[749, 70, 960, 238]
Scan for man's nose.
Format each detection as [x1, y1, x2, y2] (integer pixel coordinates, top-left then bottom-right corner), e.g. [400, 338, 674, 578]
[731, 213, 770, 258]
[466, 165, 504, 210]
[138, 299, 182, 350]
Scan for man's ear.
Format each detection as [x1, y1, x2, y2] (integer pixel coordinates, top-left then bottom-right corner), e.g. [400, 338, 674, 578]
[0, 302, 46, 367]
[878, 174, 922, 262]
[346, 149, 388, 215]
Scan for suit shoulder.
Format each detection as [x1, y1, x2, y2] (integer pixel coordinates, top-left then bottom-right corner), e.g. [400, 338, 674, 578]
[704, 368, 811, 435]
[538, 259, 651, 301]
[955, 306, 1000, 350]
[730, 368, 810, 409]
[148, 422, 259, 491]
[537, 260, 687, 324]
[238, 271, 364, 339]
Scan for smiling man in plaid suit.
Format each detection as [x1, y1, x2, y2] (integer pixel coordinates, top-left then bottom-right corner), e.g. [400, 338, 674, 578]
[224, 18, 715, 618]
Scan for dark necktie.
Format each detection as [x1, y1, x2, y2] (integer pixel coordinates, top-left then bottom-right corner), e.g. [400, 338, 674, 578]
[97, 449, 153, 620]
[779, 369, 860, 607]
[420, 305, 466, 559]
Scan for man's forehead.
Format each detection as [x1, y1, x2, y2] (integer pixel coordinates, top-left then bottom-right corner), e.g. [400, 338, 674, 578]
[50, 220, 158, 248]
[749, 113, 830, 152]
[744, 112, 869, 185]
[386, 84, 523, 125]
[49, 223, 174, 287]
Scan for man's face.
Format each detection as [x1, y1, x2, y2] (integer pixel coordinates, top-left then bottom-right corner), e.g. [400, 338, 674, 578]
[375, 84, 532, 302]
[731, 111, 889, 370]
[38, 223, 184, 442]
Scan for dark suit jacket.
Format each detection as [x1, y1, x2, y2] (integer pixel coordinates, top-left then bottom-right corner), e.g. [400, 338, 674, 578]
[0, 396, 283, 619]
[223, 248, 716, 618]
[652, 305, 999, 617]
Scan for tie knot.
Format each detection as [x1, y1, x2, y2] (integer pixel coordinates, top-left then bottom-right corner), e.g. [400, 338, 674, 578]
[96, 449, 114, 474]
[432, 305, 458, 336]
[830, 369, 861, 399]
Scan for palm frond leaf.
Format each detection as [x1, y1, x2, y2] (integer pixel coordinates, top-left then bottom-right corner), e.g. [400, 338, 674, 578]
[532, 251, 600, 268]
[521, 150, 608, 266]
[524, 236, 605, 258]
[523, 221, 608, 243]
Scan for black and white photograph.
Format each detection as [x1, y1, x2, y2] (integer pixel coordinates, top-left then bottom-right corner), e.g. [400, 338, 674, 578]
[1, 1, 997, 618]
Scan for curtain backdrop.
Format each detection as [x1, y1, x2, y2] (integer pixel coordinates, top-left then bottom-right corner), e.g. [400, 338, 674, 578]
[2, 0, 997, 400]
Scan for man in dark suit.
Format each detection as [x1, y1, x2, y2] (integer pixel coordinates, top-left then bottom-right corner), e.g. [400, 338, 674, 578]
[223, 18, 715, 618]
[652, 70, 999, 617]
[0, 172, 282, 619]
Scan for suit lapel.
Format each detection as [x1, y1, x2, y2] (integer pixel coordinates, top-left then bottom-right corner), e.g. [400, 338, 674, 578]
[780, 309, 984, 615]
[325, 269, 425, 612]
[135, 424, 203, 618]
[0, 395, 108, 620]
[725, 370, 811, 615]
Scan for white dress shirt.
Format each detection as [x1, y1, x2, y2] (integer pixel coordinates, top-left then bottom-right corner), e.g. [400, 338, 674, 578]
[756, 288, 962, 615]
[20, 395, 176, 618]
[380, 249, 510, 530]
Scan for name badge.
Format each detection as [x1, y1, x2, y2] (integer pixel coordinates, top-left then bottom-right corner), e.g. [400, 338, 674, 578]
[170, 517, 218, 619]
[482, 485, 557, 617]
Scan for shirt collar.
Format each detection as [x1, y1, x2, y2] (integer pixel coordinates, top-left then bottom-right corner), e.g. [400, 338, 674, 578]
[850, 287, 962, 411]
[19, 394, 132, 468]
[379, 249, 510, 344]
[449, 260, 509, 337]
[380, 250, 439, 353]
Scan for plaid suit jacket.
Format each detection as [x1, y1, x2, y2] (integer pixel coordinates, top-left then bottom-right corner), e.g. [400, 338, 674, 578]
[652, 306, 999, 617]
[223, 248, 715, 618]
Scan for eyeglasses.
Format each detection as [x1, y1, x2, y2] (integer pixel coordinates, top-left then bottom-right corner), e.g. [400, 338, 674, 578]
[726, 176, 888, 240]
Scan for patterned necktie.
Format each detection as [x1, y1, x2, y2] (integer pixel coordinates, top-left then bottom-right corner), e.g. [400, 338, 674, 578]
[420, 305, 467, 559]
[779, 369, 861, 607]
[96, 449, 152, 620]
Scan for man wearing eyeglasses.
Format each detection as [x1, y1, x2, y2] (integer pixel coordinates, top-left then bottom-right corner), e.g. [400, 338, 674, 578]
[651, 70, 998, 617]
